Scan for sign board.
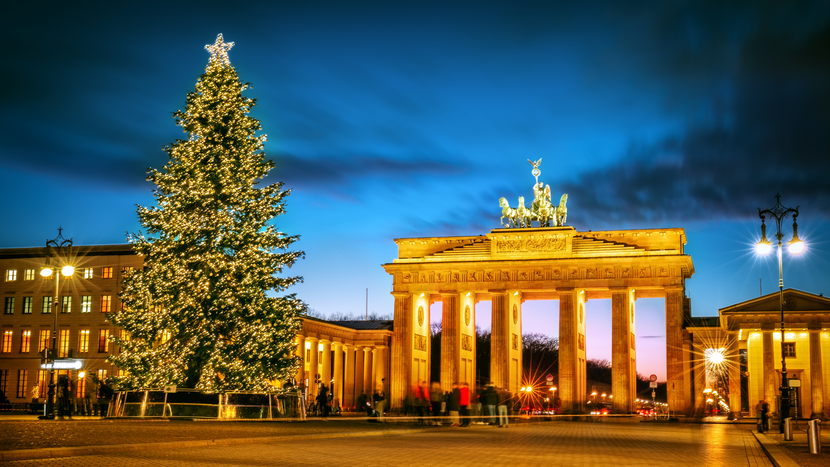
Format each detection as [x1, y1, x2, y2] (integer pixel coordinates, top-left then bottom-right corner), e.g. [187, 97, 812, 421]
[649, 382, 658, 388]
[546, 381, 554, 386]
[164, 385, 177, 393]
[40, 359, 82, 370]
[546, 374, 554, 382]
[649, 374, 658, 382]
[788, 379, 801, 388]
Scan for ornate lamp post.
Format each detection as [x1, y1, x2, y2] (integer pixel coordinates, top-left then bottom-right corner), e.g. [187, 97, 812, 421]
[756, 194, 804, 433]
[38, 228, 74, 420]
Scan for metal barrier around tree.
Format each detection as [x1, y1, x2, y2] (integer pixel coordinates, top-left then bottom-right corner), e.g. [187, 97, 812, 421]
[107, 389, 306, 420]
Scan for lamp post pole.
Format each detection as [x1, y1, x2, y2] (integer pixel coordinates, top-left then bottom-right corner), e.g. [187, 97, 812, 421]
[40, 228, 73, 421]
[757, 194, 804, 434]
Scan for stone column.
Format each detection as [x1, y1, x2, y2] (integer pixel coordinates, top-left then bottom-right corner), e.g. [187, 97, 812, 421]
[344, 344, 355, 409]
[611, 288, 634, 413]
[354, 346, 365, 401]
[559, 288, 586, 413]
[727, 336, 741, 419]
[490, 290, 509, 389]
[364, 347, 374, 395]
[762, 330, 776, 413]
[809, 329, 825, 419]
[321, 340, 332, 392]
[390, 292, 412, 409]
[307, 336, 319, 398]
[295, 334, 306, 385]
[441, 293, 459, 390]
[375, 345, 388, 390]
[692, 337, 706, 416]
[665, 287, 686, 414]
[333, 342, 344, 406]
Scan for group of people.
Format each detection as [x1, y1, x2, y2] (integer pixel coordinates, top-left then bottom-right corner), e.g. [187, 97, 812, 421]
[310, 383, 342, 416]
[408, 381, 513, 427]
[756, 399, 771, 432]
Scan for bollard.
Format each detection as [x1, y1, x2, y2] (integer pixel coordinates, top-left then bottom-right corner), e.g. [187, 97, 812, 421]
[784, 418, 793, 441]
[808, 419, 821, 454]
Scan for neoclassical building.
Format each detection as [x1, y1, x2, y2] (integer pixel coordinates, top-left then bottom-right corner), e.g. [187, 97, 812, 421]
[687, 289, 830, 419]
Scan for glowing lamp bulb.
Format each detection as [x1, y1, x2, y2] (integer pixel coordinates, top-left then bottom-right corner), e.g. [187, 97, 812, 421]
[788, 240, 804, 254]
[40, 268, 53, 277]
[755, 242, 772, 255]
[61, 266, 75, 276]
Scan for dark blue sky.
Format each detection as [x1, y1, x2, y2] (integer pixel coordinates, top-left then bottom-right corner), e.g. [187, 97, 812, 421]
[2, 1, 829, 378]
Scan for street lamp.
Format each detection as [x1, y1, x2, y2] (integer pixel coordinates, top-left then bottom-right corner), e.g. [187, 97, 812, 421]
[757, 194, 804, 433]
[38, 229, 74, 420]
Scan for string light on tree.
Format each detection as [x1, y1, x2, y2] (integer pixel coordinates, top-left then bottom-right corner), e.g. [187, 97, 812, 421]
[108, 34, 306, 393]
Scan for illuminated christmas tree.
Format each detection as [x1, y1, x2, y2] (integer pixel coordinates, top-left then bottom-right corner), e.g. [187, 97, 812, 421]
[109, 34, 305, 392]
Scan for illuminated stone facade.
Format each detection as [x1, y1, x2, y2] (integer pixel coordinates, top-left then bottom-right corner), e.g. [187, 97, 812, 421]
[689, 289, 830, 419]
[383, 226, 695, 413]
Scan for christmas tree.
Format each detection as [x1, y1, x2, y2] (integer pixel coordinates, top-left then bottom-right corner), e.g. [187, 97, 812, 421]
[109, 34, 306, 392]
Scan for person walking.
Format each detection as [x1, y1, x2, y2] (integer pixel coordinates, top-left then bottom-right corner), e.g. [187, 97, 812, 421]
[448, 383, 461, 426]
[459, 382, 470, 427]
[497, 386, 511, 427]
[758, 400, 770, 433]
[430, 382, 443, 425]
[483, 384, 497, 425]
[373, 389, 386, 422]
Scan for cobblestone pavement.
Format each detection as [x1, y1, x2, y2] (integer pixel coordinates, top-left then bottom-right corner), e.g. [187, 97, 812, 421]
[0, 417, 415, 452]
[1, 420, 776, 467]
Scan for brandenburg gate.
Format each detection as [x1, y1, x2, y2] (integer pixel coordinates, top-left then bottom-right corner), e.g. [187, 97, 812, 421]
[382, 160, 695, 414]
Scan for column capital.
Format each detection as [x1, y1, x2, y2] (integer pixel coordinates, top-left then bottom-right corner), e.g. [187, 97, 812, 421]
[391, 291, 411, 299]
[488, 289, 508, 295]
[664, 285, 684, 293]
[608, 286, 629, 293]
[555, 287, 575, 293]
[307, 335, 319, 342]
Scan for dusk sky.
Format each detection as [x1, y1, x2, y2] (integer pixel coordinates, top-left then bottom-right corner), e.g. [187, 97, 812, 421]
[2, 1, 829, 380]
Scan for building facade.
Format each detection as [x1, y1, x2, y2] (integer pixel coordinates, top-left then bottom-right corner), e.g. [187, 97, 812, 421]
[0, 244, 141, 404]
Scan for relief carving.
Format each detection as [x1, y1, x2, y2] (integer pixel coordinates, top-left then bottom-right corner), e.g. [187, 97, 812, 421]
[402, 273, 412, 284]
[501, 271, 510, 281]
[436, 272, 445, 282]
[419, 273, 427, 283]
[586, 268, 596, 279]
[534, 270, 544, 280]
[519, 271, 528, 280]
[658, 267, 669, 277]
[469, 271, 478, 281]
[638, 267, 650, 278]
[552, 269, 562, 280]
[485, 272, 494, 281]
[496, 237, 566, 253]
[605, 268, 614, 278]
[414, 334, 427, 351]
[462, 333, 473, 351]
[569, 268, 579, 279]
[512, 333, 519, 350]
[622, 268, 631, 278]
[630, 332, 636, 350]
[452, 272, 460, 282]
[578, 333, 585, 351]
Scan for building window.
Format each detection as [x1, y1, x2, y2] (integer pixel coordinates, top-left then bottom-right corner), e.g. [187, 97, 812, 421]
[2, 330, 13, 353]
[58, 329, 70, 358]
[102, 267, 113, 279]
[75, 375, 86, 398]
[122, 266, 134, 278]
[3, 297, 13, 314]
[61, 296, 71, 313]
[80, 296, 91, 313]
[784, 342, 796, 358]
[19, 330, 31, 353]
[98, 329, 110, 353]
[83, 268, 93, 279]
[78, 329, 89, 353]
[17, 370, 28, 398]
[97, 369, 108, 386]
[41, 297, 52, 314]
[0, 370, 8, 397]
[5, 270, 17, 281]
[101, 295, 111, 313]
[37, 370, 48, 398]
[38, 330, 50, 352]
[22, 297, 32, 314]
[24, 269, 35, 281]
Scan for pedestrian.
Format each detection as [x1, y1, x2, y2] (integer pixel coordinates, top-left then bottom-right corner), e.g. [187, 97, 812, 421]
[373, 389, 386, 422]
[430, 382, 443, 425]
[497, 386, 511, 427]
[414, 382, 428, 425]
[459, 382, 470, 427]
[758, 400, 770, 433]
[317, 383, 329, 417]
[483, 383, 497, 425]
[448, 383, 461, 426]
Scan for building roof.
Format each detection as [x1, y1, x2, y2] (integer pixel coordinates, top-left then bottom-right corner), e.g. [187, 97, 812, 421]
[0, 244, 135, 259]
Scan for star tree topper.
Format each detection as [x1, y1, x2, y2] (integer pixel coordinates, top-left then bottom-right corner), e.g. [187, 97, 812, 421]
[205, 34, 234, 66]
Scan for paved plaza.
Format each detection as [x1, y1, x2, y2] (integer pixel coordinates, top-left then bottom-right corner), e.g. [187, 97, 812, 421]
[4, 416, 822, 466]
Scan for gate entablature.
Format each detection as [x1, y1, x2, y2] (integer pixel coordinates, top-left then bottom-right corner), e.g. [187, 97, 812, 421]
[383, 226, 694, 298]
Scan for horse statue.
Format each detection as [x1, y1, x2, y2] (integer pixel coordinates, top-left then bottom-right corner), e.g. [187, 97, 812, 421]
[516, 196, 531, 228]
[553, 193, 568, 226]
[499, 197, 518, 228]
